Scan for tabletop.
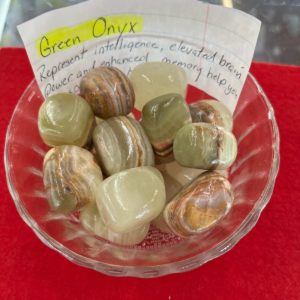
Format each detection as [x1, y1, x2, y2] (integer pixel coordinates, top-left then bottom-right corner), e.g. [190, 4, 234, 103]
[0, 48, 299, 300]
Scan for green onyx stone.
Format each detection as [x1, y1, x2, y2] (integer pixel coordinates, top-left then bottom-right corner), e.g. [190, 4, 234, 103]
[140, 93, 192, 156]
[43, 146, 103, 213]
[80, 202, 150, 246]
[164, 171, 233, 237]
[173, 123, 237, 170]
[95, 166, 166, 233]
[80, 67, 135, 119]
[189, 99, 233, 131]
[130, 62, 187, 111]
[93, 116, 154, 176]
[38, 93, 94, 147]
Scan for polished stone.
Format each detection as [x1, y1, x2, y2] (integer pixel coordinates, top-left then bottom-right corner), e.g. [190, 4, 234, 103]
[93, 116, 154, 176]
[80, 66, 135, 118]
[173, 123, 237, 169]
[43, 145, 103, 213]
[96, 166, 166, 233]
[164, 171, 233, 237]
[80, 202, 149, 245]
[38, 93, 94, 147]
[130, 62, 187, 110]
[189, 99, 233, 131]
[140, 93, 191, 156]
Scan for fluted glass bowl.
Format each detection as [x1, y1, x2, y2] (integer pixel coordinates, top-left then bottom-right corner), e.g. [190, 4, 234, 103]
[5, 72, 279, 277]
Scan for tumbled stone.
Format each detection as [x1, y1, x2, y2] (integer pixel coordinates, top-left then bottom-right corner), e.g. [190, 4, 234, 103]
[164, 171, 233, 237]
[173, 123, 237, 170]
[140, 93, 191, 156]
[189, 99, 233, 131]
[43, 146, 103, 213]
[93, 116, 154, 176]
[130, 62, 187, 110]
[38, 93, 94, 147]
[80, 202, 149, 245]
[95, 166, 166, 233]
[80, 67, 135, 118]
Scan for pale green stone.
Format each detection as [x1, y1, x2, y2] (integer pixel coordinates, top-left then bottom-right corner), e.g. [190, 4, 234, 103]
[173, 123, 237, 170]
[140, 93, 192, 156]
[95, 166, 166, 233]
[130, 62, 187, 110]
[38, 93, 94, 147]
[80, 202, 149, 245]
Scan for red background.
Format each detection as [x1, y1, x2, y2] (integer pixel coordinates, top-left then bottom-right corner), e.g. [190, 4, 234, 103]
[0, 48, 299, 300]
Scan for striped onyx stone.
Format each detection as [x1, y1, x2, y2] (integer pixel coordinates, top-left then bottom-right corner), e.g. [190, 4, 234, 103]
[164, 171, 233, 237]
[43, 146, 103, 213]
[173, 123, 237, 170]
[93, 116, 154, 176]
[80, 67, 135, 119]
[140, 93, 192, 157]
[189, 99, 233, 131]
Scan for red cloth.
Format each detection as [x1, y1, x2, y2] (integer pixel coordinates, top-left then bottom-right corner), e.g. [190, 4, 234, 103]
[0, 48, 299, 300]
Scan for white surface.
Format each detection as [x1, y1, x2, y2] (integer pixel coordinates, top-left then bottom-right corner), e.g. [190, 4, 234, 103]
[17, 0, 261, 113]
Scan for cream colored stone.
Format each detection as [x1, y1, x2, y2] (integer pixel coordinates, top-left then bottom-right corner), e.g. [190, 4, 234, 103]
[96, 166, 166, 233]
[130, 62, 187, 110]
[80, 203, 149, 245]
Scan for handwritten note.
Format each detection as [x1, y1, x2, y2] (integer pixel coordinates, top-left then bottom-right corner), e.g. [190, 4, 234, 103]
[18, 0, 261, 113]
[36, 15, 144, 57]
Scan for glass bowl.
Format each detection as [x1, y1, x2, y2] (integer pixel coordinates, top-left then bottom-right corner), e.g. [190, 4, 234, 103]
[4, 72, 279, 278]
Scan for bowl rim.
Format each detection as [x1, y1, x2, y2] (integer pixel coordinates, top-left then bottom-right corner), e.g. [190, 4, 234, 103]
[4, 73, 280, 278]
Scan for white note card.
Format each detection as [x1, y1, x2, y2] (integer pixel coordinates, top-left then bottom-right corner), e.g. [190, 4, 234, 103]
[18, 0, 261, 113]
